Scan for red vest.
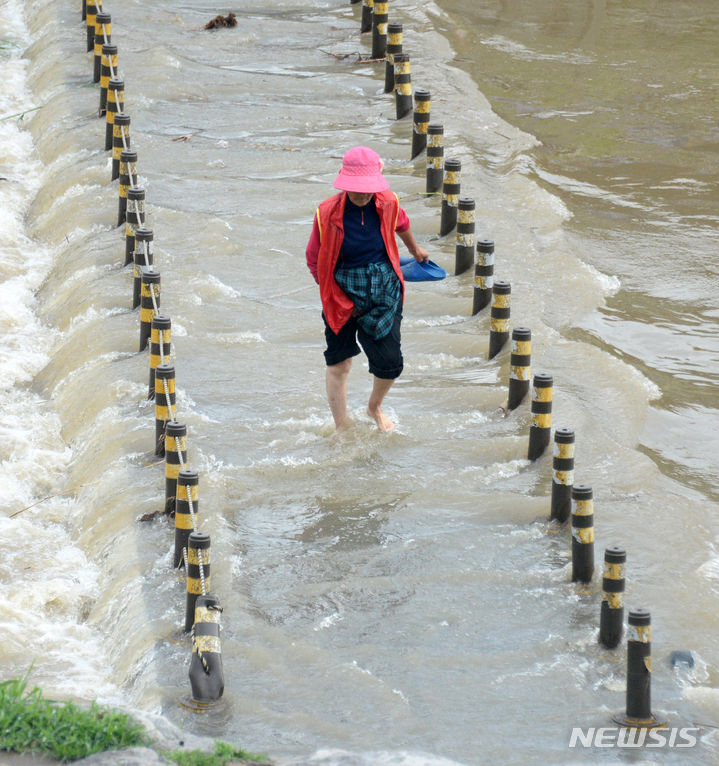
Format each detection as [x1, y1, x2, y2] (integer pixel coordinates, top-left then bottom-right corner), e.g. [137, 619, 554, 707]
[316, 191, 405, 334]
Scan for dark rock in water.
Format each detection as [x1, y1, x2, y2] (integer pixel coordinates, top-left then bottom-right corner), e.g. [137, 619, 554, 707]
[670, 650, 695, 668]
[204, 13, 237, 29]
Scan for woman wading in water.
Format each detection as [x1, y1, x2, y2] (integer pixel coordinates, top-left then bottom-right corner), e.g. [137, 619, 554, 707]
[306, 146, 429, 432]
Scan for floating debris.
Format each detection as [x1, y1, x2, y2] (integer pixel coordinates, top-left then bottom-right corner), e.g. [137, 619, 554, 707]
[204, 13, 237, 30]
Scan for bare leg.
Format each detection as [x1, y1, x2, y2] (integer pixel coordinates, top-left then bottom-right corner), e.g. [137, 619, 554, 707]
[367, 375, 395, 432]
[326, 358, 353, 431]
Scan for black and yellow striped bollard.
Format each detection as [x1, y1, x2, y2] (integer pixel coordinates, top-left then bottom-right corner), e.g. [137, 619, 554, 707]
[140, 268, 160, 352]
[174, 469, 198, 568]
[527, 373, 552, 460]
[426, 123, 444, 194]
[111, 113, 130, 182]
[393, 53, 412, 120]
[613, 608, 666, 728]
[99, 44, 118, 116]
[550, 427, 574, 522]
[185, 531, 211, 633]
[384, 23, 402, 94]
[105, 78, 124, 150]
[85, 0, 98, 52]
[507, 327, 531, 411]
[149, 315, 171, 397]
[571, 484, 594, 583]
[133, 227, 154, 309]
[154, 363, 175, 456]
[164, 421, 187, 516]
[185, 594, 224, 710]
[93, 12, 110, 83]
[361, 0, 373, 33]
[473, 238, 494, 315]
[371, 0, 388, 59]
[455, 197, 475, 276]
[600, 546, 625, 649]
[117, 148, 137, 226]
[440, 158, 461, 236]
[411, 89, 430, 160]
[125, 187, 145, 266]
[488, 280, 510, 359]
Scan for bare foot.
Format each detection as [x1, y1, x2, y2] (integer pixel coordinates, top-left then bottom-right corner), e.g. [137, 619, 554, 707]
[367, 406, 394, 432]
[335, 415, 354, 433]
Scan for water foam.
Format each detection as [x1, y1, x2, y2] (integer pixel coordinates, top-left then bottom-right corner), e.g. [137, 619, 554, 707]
[0, 0, 118, 703]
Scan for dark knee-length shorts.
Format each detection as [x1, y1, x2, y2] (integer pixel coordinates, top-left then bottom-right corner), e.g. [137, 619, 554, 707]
[323, 311, 403, 380]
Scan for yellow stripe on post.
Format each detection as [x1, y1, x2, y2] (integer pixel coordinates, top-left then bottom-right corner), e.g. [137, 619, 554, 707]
[195, 635, 222, 653]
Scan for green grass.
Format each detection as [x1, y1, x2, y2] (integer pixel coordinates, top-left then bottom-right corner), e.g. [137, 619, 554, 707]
[0, 675, 148, 761]
[165, 740, 271, 765]
[0, 675, 271, 765]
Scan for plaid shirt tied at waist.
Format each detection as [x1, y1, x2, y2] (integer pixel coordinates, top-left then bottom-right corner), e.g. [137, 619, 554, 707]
[333, 260, 401, 340]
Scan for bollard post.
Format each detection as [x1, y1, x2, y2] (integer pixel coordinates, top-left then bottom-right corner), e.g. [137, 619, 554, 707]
[571, 484, 594, 583]
[154, 363, 175, 456]
[384, 23, 402, 93]
[425, 124, 444, 194]
[149, 315, 171, 398]
[117, 149, 137, 226]
[613, 609, 666, 728]
[174, 469, 198, 568]
[85, 0, 98, 52]
[99, 44, 118, 116]
[164, 421, 187, 516]
[455, 197, 475, 276]
[132, 227, 154, 309]
[473, 239, 494, 314]
[184, 594, 224, 710]
[371, 0, 388, 59]
[125, 187, 145, 265]
[361, 0, 373, 33]
[599, 546, 626, 649]
[439, 158, 461, 235]
[184, 531, 211, 633]
[488, 280, 510, 359]
[411, 89, 430, 160]
[105, 79, 124, 150]
[93, 12, 110, 83]
[527, 373, 552, 460]
[111, 113, 130, 182]
[139, 268, 160, 352]
[550, 427, 574, 521]
[507, 327, 531, 410]
[393, 53, 412, 120]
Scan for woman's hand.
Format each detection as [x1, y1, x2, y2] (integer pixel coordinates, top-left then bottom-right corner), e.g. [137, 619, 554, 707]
[397, 228, 430, 263]
[412, 246, 430, 263]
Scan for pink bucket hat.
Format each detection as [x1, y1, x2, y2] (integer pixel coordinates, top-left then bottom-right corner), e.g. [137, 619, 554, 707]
[333, 146, 390, 193]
